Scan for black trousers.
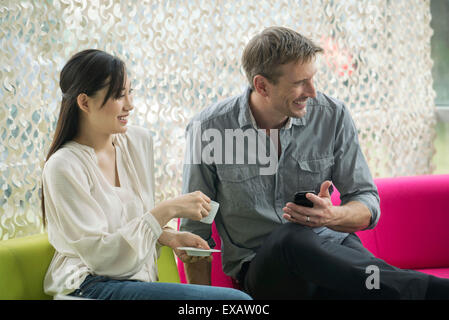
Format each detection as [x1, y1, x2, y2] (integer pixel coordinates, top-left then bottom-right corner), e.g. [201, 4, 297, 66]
[239, 223, 444, 300]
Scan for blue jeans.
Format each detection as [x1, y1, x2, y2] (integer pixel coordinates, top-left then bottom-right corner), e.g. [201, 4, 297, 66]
[68, 275, 252, 300]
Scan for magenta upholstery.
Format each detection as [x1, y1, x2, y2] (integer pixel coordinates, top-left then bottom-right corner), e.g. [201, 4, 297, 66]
[177, 174, 449, 287]
[350, 174, 449, 279]
[177, 222, 235, 288]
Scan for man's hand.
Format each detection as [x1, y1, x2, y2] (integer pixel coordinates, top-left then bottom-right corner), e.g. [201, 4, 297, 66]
[282, 180, 338, 227]
[159, 228, 212, 264]
[282, 180, 372, 232]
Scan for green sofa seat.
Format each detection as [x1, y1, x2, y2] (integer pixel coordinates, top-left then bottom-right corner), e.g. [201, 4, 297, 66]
[0, 233, 180, 300]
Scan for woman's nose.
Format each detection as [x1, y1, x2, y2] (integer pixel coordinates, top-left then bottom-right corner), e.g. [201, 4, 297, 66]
[125, 94, 134, 111]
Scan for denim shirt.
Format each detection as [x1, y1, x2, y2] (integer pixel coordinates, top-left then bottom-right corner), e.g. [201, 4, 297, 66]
[180, 87, 380, 279]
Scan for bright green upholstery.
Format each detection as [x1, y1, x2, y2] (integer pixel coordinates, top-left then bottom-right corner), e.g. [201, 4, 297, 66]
[0, 233, 180, 300]
[0, 233, 54, 299]
[157, 245, 181, 284]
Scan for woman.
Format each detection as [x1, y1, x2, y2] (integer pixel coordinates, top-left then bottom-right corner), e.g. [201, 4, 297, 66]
[41, 49, 251, 300]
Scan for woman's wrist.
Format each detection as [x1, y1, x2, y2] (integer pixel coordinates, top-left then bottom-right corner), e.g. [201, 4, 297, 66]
[157, 227, 178, 248]
[151, 201, 177, 227]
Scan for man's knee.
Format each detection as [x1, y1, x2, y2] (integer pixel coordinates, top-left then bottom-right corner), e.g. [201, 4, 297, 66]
[267, 223, 319, 257]
[247, 223, 319, 299]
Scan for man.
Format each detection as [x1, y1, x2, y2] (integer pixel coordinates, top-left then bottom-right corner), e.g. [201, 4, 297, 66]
[180, 26, 449, 299]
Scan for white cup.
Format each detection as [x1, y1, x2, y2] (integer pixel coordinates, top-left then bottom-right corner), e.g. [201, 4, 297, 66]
[200, 200, 219, 224]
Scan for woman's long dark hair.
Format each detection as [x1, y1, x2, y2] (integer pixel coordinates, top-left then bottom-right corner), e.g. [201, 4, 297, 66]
[41, 49, 126, 227]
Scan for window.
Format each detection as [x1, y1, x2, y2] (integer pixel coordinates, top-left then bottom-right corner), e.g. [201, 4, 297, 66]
[431, 0, 449, 174]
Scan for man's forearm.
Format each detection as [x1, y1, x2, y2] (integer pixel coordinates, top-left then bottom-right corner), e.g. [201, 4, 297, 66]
[184, 260, 212, 285]
[328, 201, 372, 233]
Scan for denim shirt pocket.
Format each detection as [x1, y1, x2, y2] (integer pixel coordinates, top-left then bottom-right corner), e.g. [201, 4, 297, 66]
[297, 157, 334, 191]
[216, 165, 262, 210]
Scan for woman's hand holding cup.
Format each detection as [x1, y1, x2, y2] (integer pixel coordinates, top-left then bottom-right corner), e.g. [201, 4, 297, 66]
[169, 191, 211, 220]
[151, 191, 211, 226]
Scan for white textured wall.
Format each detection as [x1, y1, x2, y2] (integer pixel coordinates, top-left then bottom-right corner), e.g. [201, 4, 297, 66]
[0, 0, 435, 239]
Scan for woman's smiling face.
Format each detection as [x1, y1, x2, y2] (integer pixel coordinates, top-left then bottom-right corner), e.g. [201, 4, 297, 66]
[85, 76, 134, 135]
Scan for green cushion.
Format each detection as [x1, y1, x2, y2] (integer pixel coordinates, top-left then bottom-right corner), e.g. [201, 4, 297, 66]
[0, 233, 54, 300]
[0, 233, 180, 300]
[157, 245, 181, 283]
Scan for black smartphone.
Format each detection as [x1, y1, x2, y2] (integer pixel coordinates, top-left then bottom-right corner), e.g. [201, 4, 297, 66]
[293, 191, 316, 208]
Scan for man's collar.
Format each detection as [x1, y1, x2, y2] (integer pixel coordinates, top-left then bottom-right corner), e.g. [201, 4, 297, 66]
[237, 86, 255, 129]
[291, 116, 306, 127]
[238, 86, 307, 129]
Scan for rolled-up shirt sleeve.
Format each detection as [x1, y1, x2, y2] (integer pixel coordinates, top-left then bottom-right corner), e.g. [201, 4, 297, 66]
[332, 104, 381, 230]
[43, 156, 162, 278]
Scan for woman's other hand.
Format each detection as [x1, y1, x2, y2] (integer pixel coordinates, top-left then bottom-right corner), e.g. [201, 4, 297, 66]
[158, 228, 212, 263]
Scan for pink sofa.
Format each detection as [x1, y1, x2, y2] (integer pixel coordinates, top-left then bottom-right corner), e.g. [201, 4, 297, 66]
[178, 174, 449, 287]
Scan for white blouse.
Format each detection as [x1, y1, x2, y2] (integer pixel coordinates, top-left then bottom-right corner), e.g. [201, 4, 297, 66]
[42, 125, 164, 296]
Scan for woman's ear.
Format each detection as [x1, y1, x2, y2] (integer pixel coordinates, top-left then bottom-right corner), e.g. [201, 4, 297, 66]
[76, 93, 90, 114]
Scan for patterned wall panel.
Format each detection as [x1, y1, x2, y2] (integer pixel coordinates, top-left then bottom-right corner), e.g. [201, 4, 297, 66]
[0, 0, 435, 239]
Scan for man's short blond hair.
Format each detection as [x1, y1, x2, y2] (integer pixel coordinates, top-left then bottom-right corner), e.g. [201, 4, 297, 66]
[242, 26, 323, 89]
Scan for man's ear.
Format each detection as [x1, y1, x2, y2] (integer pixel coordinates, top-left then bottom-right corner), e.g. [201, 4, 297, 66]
[253, 75, 270, 98]
[76, 93, 90, 114]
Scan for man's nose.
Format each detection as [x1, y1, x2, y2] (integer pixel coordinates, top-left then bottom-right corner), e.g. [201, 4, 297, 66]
[306, 80, 317, 99]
